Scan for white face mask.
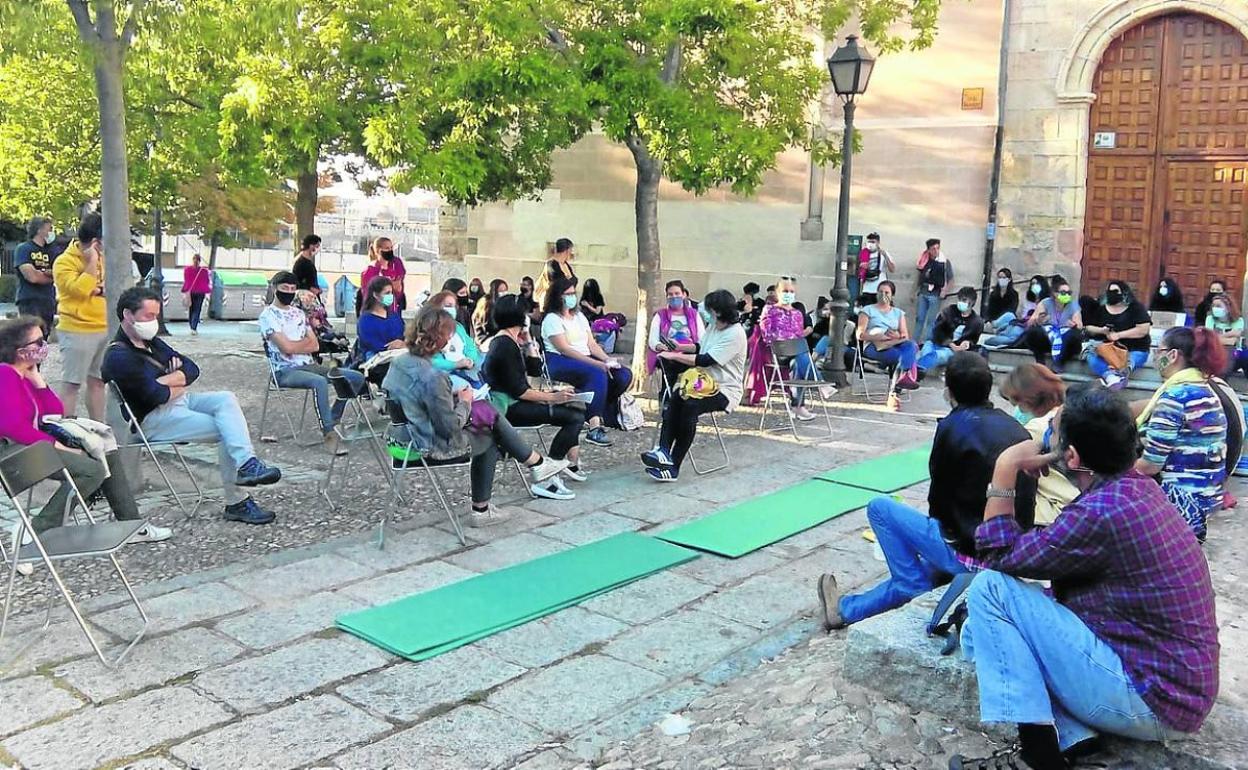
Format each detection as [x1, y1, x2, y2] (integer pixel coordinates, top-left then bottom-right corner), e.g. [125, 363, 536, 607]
[133, 319, 160, 341]
[780, 291, 796, 305]
[866, 242, 878, 252]
[998, 278, 1009, 288]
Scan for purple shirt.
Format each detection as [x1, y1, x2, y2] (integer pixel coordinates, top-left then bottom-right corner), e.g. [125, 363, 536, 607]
[974, 471, 1218, 732]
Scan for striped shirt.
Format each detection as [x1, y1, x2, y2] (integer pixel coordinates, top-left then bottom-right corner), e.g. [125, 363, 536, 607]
[1141, 381, 1227, 514]
[975, 471, 1219, 732]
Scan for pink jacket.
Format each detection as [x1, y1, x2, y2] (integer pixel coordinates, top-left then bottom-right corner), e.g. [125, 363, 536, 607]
[645, 305, 701, 373]
[362, 257, 407, 299]
[182, 264, 212, 295]
[0, 365, 63, 445]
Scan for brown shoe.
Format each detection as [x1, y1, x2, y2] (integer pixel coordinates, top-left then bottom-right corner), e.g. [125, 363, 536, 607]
[817, 573, 846, 631]
[324, 432, 348, 456]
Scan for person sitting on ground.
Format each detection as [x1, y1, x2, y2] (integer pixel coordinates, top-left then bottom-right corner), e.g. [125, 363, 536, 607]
[385, 306, 572, 525]
[642, 289, 748, 482]
[817, 352, 1036, 630]
[1135, 326, 1228, 541]
[429, 290, 486, 394]
[647, 279, 705, 395]
[360, 236, 406, 313]
[947, 385, 1218, 770]
[579, 278, 606, 325]
[102, 288, 282, 526]
[482, 294, 588, 499]
[1149, 277, 1185, 314]
[917, 287, 984, 371]
[1021, 274, 1082, 372]
[355, 276, 407, 386]
[856, 280, 920, 411]
[1204, 293, 1247, 378]
[541, 275, 632, 447]
[52, 212, 109, 421]
[439, 278, 475, 331]
[1193, 278, 1226, 327]
[998, 363, 1077, 526]
[259, 271, 367, 455]
[1082, 279, 1152, 389]
[984, 267, 1019, 333]
[0, 316, 169, 557]
[983, 274, 1048, 349]
[472, 278, 509, 342]
[759, 275, 831, 422]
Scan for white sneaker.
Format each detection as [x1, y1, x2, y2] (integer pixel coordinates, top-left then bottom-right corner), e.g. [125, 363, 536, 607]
[794, 406, 817, 422]
[531, 476, 576, 500]
[128, 524, 172, 544]
[528, 456, 570, 484]
[562, 464, 591, 483]
[15, 562, 33, 576]
[466, 504, 513, 528]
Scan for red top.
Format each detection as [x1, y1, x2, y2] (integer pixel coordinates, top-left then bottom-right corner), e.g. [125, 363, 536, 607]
[0, 364, 63, 444]
[182, 264, 212, 295]
[361, 257, 407, 299]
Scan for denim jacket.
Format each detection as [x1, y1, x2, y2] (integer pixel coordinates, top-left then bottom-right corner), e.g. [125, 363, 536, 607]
[381, 353, 471, 460]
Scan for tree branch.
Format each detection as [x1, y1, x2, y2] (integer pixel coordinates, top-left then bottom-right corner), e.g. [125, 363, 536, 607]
[659, 40, 682, 85]
[66, 0, 95, 41]
[121, 0, 146, 47]
[544, 24, 569, 53]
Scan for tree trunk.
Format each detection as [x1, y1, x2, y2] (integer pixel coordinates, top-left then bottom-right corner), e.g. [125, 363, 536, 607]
[626, 133, 665, 390]
[295, 166, 318, 245]
[153, 208, 170, 335]
[208, 230, 220, 271]
[94, 41, 132, 337]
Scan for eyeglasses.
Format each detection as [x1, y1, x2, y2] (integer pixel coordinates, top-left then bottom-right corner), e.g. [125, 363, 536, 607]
[18, 337, 47, 349]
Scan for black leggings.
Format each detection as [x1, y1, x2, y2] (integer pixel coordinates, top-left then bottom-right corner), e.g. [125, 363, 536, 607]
[505, 401, 585, 461]
[1021, 326, 1082, 366]
[659, 392, 730, 471]
[424, 412, 534, 503]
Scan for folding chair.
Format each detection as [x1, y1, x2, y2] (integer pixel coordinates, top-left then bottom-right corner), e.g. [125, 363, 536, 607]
[656, 365, 729, 475]
[0, 442, 149, 668]
[758, 338, 835, 441]
[108, 382, 208, 517]
[319, 372, 399, 509]
[852, 336, 903, 405]
[379, 400, 469, 549]
[257, 343, 317, 446]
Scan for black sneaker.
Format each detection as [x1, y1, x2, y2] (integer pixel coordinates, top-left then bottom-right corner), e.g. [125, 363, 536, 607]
[223, 497, 276, 525]
[236, 457, 282, 487]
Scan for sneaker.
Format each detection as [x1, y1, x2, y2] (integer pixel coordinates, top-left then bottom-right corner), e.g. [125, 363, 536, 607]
[895, 372, 920, 391]
[948, 746, 1033, 770]
[640, 447, 675, 469]
[529, 456, 570, 484]
[886, 393, 901, 412]
[563, 464, 591, 483]
[236, 457, 282, 487]
[324, 432, 348, 456]
[466, 503, 513, 527]
[190, 328, 199, 336]
[128, 524, 172, 544]
[531, 476, 576, 500]
[817, 573, 845, 631]
[1101, 372, 1126, 391]
[222, 498, 276, 525]
[15, 562, 33, 577]
[646, 466, 679, 483]
[585, 426, 613, 447]
[794, 405, 817, 422]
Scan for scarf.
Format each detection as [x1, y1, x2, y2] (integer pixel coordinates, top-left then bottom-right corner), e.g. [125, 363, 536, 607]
[1137, 367, 1207, 427]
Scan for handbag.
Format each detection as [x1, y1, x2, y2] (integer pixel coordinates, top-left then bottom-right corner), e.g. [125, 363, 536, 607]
[465, 399, 499, 435]
[1097, 341, 1130, 371]
[677, 368, 720, 400]
[617, 393, 645, 431]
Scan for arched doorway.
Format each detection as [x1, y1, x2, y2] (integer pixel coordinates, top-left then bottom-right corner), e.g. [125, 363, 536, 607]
[1082, 12, 1248, 304]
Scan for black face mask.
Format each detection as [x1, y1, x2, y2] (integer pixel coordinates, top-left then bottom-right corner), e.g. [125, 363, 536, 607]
[275, 290, 296, 305]
[520, 287, 532, 296]
[380, 250, 395, 261]
[1106, 290, 1123, 305]
[457, 295, 471, 307]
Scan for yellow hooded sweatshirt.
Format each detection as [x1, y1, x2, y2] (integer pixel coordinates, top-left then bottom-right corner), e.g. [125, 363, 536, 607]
[52, 239, 107, 333]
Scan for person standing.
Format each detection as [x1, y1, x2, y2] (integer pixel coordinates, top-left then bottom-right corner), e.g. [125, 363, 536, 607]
[292, 234, 322, 295]
[360, 236, 406, 311]
[181, 253, 212, 335]
[914, 238, 953, 344]
[13, 217, 57, 333]
[858, 232, 895, 306]
[51, 212, 108, 420]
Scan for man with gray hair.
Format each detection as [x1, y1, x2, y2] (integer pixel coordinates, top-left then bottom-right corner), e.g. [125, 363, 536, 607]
[13, 217, 56, 331]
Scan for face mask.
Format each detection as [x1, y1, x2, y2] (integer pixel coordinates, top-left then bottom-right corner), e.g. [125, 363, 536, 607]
[998, 278, 1009, 288]
[16, 340, 48, 365]
[1157, 351, 1175, 371]
[381, 294, 395, 308]
[1029, 282, 1041, 296]
[457, 295, 471, 307]
[563, 294, 578, 310]
[1213, 305, 1228, 320]
[780, 291, 796, 305]
[698, 307, 714, 326]
[380, 250, 395, 261]
[470, 286, 483, 296]
[879, 294, 892, 306]
[1158, 285, 1169, 297]
[1212, 288, 1225, 296]
[956, 301, 970, 313]
[867, 242, 878, 252]
[442, 306, 457, 317]
[275, 290, 296, 305]
[1106, 290, 1123, 305]
[133, 319, 160, 341]
[667, 297, 684, 310]
[1056, 292, 1072, 305]
[1012, 405, 1032, 425]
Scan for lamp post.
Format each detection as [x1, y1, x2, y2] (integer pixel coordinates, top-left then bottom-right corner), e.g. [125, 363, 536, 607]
[821, 35, 875, 387]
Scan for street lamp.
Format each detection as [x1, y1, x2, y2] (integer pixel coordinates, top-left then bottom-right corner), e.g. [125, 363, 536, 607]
[822, 34, 874, 387]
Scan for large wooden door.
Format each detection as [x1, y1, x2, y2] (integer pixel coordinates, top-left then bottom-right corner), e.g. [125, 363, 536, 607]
[1083, 13, 1248, 302]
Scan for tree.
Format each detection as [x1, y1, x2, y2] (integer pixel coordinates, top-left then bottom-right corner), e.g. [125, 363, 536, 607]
[164, 167, 293, 270]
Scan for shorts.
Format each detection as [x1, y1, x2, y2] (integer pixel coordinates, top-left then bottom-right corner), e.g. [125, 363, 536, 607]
[58, 330, 108, 384]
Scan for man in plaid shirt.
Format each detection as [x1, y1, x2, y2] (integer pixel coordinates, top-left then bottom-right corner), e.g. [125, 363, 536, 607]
[949, 385, 1218, 770]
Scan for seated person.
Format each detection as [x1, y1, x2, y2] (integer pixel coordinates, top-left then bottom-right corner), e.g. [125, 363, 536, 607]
[856, 280, 920, 411]
[642, 290, 747, 482]
[1193, 278, 1226, 327]
[472, 278, 509, 342]
[810, 297, 833, 358]
[982, 274, 1048, 349]
[983, 267, 1019, 332]
[998, 363, 1077, 525]
[759, 275, 829, 422]
[1082, 280, 1152, 389]
[737, 282, 764, 334]
[1205, 293, 1248, 377]
[816, 352, 1035, 629]
[948, 385, 1218, 770]
[1135, 327, 1228, 541]
[440, 278, 475, 331]
[482, 294, 588, 498]
[103, 288, 281, 526]
[429, 290, 486, 393]
[579, 278, 606, 325]
[917, 286, 983, 371]
[385, 306, 573, 525]
[355, 276, 406, 385]
[1021, 275, 1082, 372]
[259, 272, 367, 454]
[1149, 277, 1185, 314]
[647, 279, 705, 395]
[0, 316, 167, 560]
[541, 275, 632, 447]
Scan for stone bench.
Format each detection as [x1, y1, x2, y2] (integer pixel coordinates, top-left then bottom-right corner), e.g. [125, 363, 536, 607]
[843, 589, 1248, 770]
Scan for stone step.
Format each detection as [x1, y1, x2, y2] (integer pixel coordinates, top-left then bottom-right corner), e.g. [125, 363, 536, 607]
[843, 590, 1248, 770]
[984, 347, 1248, 400]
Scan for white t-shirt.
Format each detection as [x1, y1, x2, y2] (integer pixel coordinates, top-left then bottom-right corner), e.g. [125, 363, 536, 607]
[699, 323, 748, 412]
[862, 248, 890, 293]
[542, 312, 593, 356]
[258, 304, 313, 370]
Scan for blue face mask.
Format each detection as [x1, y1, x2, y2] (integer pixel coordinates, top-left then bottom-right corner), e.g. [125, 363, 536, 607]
[381, 293, 395, 307]
[698, 307, 714, 326]
[668, 296, 684, 310]
[1012, 405, 1032, 425]
[957, 301, 970, 313]
[563, 294, 578, 310]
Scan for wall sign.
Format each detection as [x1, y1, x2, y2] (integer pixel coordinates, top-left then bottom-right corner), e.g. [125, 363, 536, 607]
[961, 88, 984, 111]
[1093, 131, 1117, 149]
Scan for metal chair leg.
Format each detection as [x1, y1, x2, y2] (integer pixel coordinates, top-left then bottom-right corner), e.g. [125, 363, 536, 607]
[423, 461, 467, 546]
[689, 412, 729, 475]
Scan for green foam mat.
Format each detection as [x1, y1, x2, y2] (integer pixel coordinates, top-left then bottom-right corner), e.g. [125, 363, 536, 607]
[655, 480, 877, 558]
[336, 533, 698, 660]
[814, 443, 932, 492]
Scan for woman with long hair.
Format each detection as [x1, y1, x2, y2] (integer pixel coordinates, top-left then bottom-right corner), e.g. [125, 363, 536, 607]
[982, 274, 1048, 349]
[1148, 277, 1185, 314]
[1205, 293, 1247, 377]
[579, 278, 606, 324]
[1082, 279, 1152, 389]
[356, 276, 406, 385]
[998, 363, 1076, 526]
[472, 278, 509, 342]
[360, 236, 406, 312]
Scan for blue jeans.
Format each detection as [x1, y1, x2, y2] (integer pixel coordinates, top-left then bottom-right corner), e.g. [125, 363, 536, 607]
[916, 341, 956, 371]
[915, 291, 941, 343]
[963, 571, 1174, 750]
[781, 349, 819, 406]
[274, 364, 366, 434]
[1086, 346, 1150, 378]
[863, 341, 918, 372]
[141, 391, 257, 505]
[839, 497, 967, 624]
[545, 352, 633, 425]
[815, 335, 832, 357]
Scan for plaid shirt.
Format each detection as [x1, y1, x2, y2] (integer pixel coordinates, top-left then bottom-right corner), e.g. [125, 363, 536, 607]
[975, 471, 1219, 732]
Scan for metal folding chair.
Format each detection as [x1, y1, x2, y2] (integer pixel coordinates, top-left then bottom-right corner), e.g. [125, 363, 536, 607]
[853, 336, 903, 405]
[108, 382, 208, 517]
[319, 372, 399, 509]
[0, 442, 149, 668]
[759, 337, 835, 440]
[656, 365, 729, 475]
[379, 399, 468, 549]
[257, 343, 317, 446]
